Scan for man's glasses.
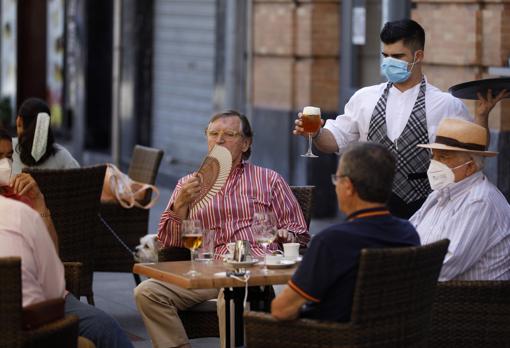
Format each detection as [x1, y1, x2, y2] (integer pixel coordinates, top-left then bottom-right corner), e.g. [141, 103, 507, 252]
[331, 174, 347, 186]
[206, 129, 242, 140]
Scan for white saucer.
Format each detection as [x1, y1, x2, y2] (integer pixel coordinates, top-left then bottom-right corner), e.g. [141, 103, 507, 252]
[265, 259, 297, 269]
[283, 256, 302, 263]
[224, 259, 259, 268]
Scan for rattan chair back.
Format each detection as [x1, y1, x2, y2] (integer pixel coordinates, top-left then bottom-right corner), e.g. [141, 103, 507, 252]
[429, 280, 510, 347]
[289, 186, 314, 228]
[95, 145, 163, 277]
[0, 257, 79, 348]
[127, 145, 164, 204]
[244, 239, 449, 348]
[349, 239, 449, 343]
[0, 257, 22, 347]
[24, 165, 106, 304]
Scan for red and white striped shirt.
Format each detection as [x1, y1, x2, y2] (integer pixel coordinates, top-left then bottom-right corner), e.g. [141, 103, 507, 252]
[158, 162, 309, 257]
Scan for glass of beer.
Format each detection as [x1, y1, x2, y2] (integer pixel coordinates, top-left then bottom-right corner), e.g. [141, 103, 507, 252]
[181, 219, 203, 276]
[300, 106, 321, 158]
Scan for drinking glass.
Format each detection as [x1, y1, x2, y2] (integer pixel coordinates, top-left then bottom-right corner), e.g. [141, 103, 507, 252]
[197, 229, 215, 263]
[300, 106, 321, 158]
[253, 212, 277, 273]
[181, 220, 203, 276]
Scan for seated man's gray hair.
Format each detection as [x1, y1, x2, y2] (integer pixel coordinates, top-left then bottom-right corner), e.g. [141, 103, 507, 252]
[341, 142, 396, 203]
[470, 154, 485, 170]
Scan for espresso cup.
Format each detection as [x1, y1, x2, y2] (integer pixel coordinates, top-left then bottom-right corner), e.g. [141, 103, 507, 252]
[283, 242, 300, 260]
[266, 254, 283, 265]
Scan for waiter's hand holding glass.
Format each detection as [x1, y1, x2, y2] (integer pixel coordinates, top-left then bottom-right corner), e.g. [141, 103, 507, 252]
[298, 106, 322, 158]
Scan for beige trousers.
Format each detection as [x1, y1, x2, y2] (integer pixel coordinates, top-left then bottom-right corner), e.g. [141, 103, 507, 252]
[134, 278, 224, 348]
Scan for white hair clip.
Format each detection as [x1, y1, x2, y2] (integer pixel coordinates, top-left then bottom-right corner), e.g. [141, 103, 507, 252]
[31, 112, 50, 162]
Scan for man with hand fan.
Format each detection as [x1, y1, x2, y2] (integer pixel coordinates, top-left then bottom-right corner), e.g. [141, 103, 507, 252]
[135, 110, 309, 348]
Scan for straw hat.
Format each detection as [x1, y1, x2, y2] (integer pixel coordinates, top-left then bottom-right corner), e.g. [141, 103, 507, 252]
[417, 118, 497, 157]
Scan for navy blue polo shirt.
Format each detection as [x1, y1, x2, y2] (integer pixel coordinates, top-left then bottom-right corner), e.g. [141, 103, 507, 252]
[289, 207, 420, 322]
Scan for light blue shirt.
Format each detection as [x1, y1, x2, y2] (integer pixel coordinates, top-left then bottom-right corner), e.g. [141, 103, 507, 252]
[410, 171, 510, 281]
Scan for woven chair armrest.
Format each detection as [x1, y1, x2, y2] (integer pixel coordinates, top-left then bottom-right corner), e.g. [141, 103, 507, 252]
[430, 280, 510, 347]
[437, 280, 510, 289]
[63, 262, 81, 298]
[435, 280, 510, 303]
[22, 314, 79, 348]
[244, 311, 356, 348]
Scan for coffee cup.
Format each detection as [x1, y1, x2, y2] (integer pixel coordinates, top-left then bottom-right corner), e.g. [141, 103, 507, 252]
[283, 243, 300, 261]
[266, 254, 283, 265]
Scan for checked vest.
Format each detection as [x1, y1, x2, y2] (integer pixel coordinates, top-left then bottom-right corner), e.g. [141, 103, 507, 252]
[367, 78, 431, 203]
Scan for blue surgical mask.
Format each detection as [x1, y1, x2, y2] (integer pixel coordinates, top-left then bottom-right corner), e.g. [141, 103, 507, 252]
[380, 56, 416, 83]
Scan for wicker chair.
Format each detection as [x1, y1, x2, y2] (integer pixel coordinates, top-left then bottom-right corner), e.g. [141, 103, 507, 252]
[289, 186, 314, 229]
[24, 165, 107, 305]
[63, 262, 82, 298]
[429, 280, 510, 348]
[244, 239, 450, 348]
[0, 257, 80, 348]
[156, 185, 315, 339]
[96, 145, 163, 285]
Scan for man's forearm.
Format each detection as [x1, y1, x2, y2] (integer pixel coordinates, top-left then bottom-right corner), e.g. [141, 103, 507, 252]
[474, 112, 491, 144]
[313, 128, 339, 154]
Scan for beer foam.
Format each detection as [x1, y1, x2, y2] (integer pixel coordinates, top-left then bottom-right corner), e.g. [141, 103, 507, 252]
[303, 106, 321, 115]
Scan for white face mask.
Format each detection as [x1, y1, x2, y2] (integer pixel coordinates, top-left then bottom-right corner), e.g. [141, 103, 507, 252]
[427, 159, 472, 191]
[0, 158, 12, 186]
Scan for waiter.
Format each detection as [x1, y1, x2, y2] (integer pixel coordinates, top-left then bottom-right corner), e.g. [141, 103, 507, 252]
[294, 19, 507, 218]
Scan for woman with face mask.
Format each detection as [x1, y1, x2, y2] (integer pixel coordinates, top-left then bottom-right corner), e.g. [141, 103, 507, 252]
[292, 19, 507, 219]
[11, 98, 79, 175]
[0, 127, 58, 248]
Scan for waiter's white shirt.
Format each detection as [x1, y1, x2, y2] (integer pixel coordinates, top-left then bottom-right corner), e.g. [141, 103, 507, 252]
[0, 196, 66, 306]
[324, 78, 472, 149]
[410, 171, 510, 281]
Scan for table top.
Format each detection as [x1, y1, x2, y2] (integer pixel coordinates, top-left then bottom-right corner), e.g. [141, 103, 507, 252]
[133, 260, 297, 289]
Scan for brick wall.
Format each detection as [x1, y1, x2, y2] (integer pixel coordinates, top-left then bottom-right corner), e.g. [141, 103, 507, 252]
[413, 0, 510, 131]
[252, 0, 340, 112]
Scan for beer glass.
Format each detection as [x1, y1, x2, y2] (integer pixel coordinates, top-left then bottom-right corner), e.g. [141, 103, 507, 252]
[300, 106, 321, 158]
[181, 220, 203, 276]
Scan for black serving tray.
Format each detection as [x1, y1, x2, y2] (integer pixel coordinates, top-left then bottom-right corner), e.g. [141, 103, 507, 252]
[448, 78, 510, 100]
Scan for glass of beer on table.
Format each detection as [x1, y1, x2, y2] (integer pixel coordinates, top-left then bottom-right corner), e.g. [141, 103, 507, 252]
[300, 106, 321, 158]
[181, 219, 203, 276]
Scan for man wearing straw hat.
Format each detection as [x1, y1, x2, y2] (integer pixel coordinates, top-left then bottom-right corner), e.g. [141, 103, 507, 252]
[410, 118, 510, 281]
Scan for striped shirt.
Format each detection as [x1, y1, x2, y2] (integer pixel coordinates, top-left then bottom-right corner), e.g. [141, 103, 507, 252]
[158, 162, 309, 257]
[410, 171, 510, 281]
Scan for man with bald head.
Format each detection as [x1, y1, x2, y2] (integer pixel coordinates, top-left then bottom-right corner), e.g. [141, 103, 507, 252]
[410, 118, 510, 280]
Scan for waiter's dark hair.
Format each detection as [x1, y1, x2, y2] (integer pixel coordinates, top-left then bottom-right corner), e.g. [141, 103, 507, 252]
[380, 19, 425, 52]
[339, 142, 396, 203]
[17, 98, 56, 166]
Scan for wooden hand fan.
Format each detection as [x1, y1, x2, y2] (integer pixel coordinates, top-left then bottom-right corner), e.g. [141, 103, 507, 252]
[191, 145, 232, 212]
